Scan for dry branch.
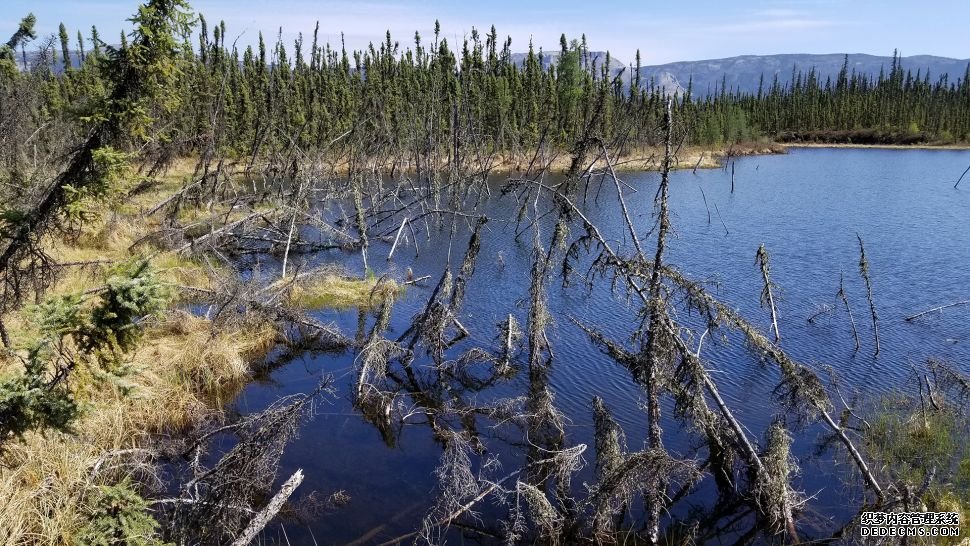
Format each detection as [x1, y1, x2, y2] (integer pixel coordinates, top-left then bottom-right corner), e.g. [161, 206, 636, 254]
[387, 216, 409, 261]
[837, 272, 861, 350]
[698, 185, 712, 224]
[905, 300, 970, 321]
[756, 244, 781, 343]
[856, 235, 880, 355]
[230, 469, 305, 546]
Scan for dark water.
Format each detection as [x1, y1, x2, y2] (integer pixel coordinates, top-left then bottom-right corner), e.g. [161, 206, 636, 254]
[231, 148, 970, 544]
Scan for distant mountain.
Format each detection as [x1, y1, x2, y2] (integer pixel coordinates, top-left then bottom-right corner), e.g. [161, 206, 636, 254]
[632, 53, 970, 97]
[510, 52, 970, 97]
[510, 50, 626, 74]
[17, 51, 83, 73]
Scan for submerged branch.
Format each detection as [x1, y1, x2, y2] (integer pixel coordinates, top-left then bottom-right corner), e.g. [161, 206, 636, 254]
[905, 300, 970, 321]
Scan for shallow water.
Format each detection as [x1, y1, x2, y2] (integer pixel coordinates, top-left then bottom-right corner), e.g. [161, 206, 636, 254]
[231, 147, 970, 544]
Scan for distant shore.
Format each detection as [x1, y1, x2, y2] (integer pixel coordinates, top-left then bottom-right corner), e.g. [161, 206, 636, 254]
[491, 142, 789, 174]
[535, 140, 970, 174]
[781, 142, 970, 151]
[203, 141, 969, 180]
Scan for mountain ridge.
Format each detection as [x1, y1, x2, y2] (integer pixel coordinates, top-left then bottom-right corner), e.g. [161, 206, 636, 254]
[636, 53, 970, 96]
[513, 52, 970, 96]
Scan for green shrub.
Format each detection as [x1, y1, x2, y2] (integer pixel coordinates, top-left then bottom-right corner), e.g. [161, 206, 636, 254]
[0, 260, 168, 443]
[77, 479, 170, 546]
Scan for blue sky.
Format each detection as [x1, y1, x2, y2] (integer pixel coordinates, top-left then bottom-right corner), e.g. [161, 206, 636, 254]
[2, 0, 968, 65]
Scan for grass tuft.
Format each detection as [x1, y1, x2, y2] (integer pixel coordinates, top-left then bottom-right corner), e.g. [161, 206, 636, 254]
[283, 270, 401, 310]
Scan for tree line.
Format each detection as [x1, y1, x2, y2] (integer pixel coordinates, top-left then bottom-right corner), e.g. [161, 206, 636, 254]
[4, 14, 969, 184]
[708, 51, 970, 145]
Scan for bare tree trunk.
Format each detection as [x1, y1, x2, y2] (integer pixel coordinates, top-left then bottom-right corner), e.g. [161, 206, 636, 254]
[693, 151, 705, 174]
[818, 410, 883, 498]
[905, 300, 970, 321]
[230, 469, 304, 546]
[837, 272, 861, 350]
[641, 98, 675, 546]
[280, 212, 297, 278]
[387, 217, 408, 261]
[756, 244, 781, 343]
[698, 185, 712, 224]
[856, 235, 880, 356]
[503, 313, 515, 369]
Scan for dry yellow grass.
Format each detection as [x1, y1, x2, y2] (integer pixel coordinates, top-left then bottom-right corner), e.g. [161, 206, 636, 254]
[0, 310, 280, 545]
[495, 142, 787, 173]
[256, 142, 786, 177]
[0, 160, 388, 544]
[489, 145, 731, 173]
[133, 311, 279, 427]
[283, 271, 401, 310]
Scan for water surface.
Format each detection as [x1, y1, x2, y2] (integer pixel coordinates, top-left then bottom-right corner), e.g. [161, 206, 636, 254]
[232, 147, 970, 544]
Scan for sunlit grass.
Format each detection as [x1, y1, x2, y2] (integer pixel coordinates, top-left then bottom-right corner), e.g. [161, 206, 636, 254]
[283, 270, 401, 310]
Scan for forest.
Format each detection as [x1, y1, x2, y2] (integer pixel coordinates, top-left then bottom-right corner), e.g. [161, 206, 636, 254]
[2, 4, 969, 171]
[1, 0, 969, 545]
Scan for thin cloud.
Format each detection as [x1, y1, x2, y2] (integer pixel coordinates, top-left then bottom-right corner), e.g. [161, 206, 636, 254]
[749, 8, 805, 18]
[711, 18, 842, 33]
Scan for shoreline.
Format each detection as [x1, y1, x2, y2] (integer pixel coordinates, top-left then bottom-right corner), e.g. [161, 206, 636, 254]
[234, 143, 789, 178]
[458, 142, 790, 174]
[781, 142, 970, 151]
[488, 141, 969, 174]
[181, 141, 967, 184]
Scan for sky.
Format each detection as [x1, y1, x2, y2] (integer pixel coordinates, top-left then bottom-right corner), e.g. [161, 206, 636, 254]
[2, 0, 968, 66]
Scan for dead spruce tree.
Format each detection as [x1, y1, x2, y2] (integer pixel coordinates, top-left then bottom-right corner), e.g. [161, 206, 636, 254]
[161, 380, 333, 545]
[856, 234, 880, 356]
[756, 243, 782, 343]
[535, 98, 888, 542]
[837, 271, 862, 351]
[638, 98, 677, 545]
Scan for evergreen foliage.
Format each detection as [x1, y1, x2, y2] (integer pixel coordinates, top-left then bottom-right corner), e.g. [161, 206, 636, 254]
[0, 260, 167, 442]
[77, 479, 171, 546]
[0, 14, 37, 78]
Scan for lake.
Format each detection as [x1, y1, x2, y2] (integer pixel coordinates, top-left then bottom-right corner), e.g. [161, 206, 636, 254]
[229, 147, 970, 544]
